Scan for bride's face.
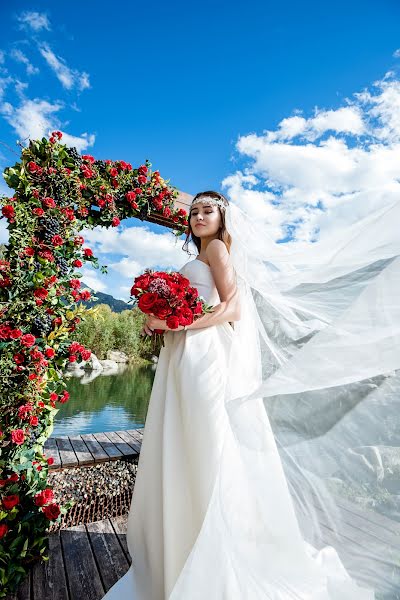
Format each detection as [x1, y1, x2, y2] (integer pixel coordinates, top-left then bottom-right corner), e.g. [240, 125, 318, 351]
[190, 202, 222, 238]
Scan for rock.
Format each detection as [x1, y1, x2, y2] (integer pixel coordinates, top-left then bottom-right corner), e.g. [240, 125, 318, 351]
[99, 359, 119, 374]
[65, 363, 85, 377]
[106, 350, 129, 363]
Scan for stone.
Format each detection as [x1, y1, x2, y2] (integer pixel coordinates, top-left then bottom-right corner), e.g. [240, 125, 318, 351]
[106, 350, 129, 363]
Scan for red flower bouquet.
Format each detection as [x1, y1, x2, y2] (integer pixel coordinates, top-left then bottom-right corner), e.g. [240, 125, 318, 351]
[130, 268, 214, 348]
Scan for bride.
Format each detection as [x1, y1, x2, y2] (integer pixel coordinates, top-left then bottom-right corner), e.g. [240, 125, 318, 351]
[102, 190, 400, 599]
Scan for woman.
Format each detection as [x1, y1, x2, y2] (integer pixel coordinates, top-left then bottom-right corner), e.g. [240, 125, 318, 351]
[103, 190, 400, 598]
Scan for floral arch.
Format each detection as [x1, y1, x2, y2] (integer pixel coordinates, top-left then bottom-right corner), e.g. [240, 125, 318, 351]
[0, 132, 191, 595]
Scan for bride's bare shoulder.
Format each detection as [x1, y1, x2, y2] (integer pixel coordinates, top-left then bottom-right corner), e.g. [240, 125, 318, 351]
[206, 239, 229, 261]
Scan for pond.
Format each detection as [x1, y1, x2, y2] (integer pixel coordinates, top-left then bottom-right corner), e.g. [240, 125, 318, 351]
[51, 363, 155, 437]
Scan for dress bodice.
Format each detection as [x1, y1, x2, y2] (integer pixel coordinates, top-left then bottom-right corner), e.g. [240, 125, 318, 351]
[179, 259, 221, 305]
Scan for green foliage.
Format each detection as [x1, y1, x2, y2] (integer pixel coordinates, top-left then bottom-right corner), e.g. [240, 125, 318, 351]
[0, 133, 184, 596]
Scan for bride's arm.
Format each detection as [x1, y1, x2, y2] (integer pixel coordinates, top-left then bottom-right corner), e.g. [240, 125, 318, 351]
[184, 239, 241, 331]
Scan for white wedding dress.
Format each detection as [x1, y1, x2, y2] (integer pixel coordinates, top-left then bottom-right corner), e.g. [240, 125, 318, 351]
[101, 257, 375, 599]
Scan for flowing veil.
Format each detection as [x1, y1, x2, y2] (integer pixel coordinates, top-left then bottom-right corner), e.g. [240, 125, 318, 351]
[220, 197, 400, 598]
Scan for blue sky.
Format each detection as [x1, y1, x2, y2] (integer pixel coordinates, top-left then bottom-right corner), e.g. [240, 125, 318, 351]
[1, 2, 400, 299]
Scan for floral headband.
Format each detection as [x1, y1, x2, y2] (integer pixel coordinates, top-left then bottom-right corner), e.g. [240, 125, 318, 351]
[190, 195, 227, 210]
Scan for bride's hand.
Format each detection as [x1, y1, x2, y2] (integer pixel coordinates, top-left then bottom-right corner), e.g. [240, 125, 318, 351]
[140, 314, 167, 336]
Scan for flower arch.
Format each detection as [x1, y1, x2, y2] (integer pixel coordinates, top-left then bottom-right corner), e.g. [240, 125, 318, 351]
[0, 132, 189, 595]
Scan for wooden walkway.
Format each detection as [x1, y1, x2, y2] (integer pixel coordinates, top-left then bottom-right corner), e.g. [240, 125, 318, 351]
[6, 491, 400, 599]
[5, 514, 131, 600]
[44, 428, 143, 470]
[6, 425, 400, 598]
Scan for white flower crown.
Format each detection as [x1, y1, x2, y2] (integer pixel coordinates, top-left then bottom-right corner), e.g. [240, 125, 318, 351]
[190, 195, 227, 209]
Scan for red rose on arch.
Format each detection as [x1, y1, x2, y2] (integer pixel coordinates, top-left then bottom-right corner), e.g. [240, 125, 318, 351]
[2, 494, 20, 510]
[83, 248, 93, 257]
[138, 292, 158, 313]
[42, 502, 61, 521]
[0, 524, 8, 539]
[21, 333, 36, 347]
[11, 429, 25, 445]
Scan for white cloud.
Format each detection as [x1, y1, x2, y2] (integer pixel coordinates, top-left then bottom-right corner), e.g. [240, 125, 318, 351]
[10, 49, 39, 76]
[393, 48, 400, 58]
[79, 268, 108, 293]
[223, 72, 400, 244]
[0, 98, 95, 151]
[0, 51, 5, 65]
[0, 77, 13, 102]
[39, 43, 90, 91]
[17, 11, 51, 32]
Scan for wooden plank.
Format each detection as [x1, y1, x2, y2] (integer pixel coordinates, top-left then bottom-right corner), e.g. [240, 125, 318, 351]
[126, 429, 143, 447]
[56, 436, 78, 468]
[86, 519, 130, 593]
[311, 495, 400, 552]
[80, 433, 109, 463]
[92, 432, 123, 459]
[61, 524, 104, 599]
[68, 435, 95, 466]
[32, 531, 68, 600]
[102, 431, 138, 457]
[110, 514, 131, 563]
[114, 430, 141, 454]
[43, 437, 61, 470]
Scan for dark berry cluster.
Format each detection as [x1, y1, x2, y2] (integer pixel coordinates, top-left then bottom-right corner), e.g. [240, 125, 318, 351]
[55, 256, 69, 276]
[65, 146, 83, 166]
[37, 217, 61, 245]
[32, 314, 53, 337]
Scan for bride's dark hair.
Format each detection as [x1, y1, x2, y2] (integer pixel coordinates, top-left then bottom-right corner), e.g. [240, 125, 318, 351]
[182, 191, 232, 255]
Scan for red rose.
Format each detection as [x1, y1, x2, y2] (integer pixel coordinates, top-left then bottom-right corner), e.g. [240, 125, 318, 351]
[2, 494, 20, 510]
[2, 205, 15, 220]
[152, 299, 172, 320]
[42, 197, 56, 209]
[194, 301, 203, 315]
[69, 279, 81, 289]
[0, 524, 8, 539]
[27, 161, 39, 173]
[10, 328, 22, 339]
[82, 154, 95, 164]
[59, 390, 70, 403]
[73, 259, 83, 268]
[83, 248, 93, 257]
[109, 167, 118, 177]
[8, 473, 19, 482]
[34, 287, 48, 300]
[42, 502, 60, 520]
[45, 348, 55, 358]
[21, 333, 36, 347]
[138, 165, 148, 175]
[33, 207, 44, 216]
[47, 457, 54, 465]
[125, 191, 136, 201]
[24, 247, 35, 256]
[138, 292, 158, 313]
[81, 349, 91, 361]
[13, 353, 25, 365]
[112, 216, 120, 227]
[166, 315, 180, 329]
[138, 175, 147, 185]
[51, 235, 64, 246]
[68, 355, 77, 362]
[163, 207, 171, 218]
[176, 306, 194, 326]
[11, 429, 25, 445]
[34, 488, 54, 506]
[29, 415, 39, 426]
[79, 290, 91, 301]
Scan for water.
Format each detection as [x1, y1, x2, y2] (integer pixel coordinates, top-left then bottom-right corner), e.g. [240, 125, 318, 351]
[51, 363, 155, 436]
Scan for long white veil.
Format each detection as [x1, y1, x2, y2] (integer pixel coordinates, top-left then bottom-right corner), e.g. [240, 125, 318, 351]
[223, 197, 400, 598]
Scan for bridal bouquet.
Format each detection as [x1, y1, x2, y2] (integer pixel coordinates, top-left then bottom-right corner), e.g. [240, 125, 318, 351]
[130, 268, 214, 349]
